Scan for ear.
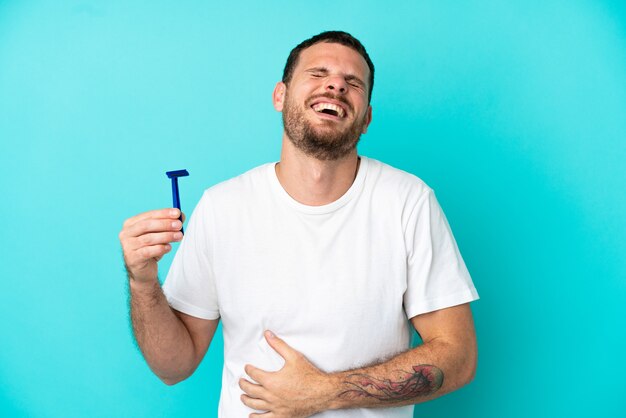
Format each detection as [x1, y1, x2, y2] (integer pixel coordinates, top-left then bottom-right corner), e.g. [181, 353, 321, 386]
[361, 105, 373, 134]
[273, 82, 286, 112]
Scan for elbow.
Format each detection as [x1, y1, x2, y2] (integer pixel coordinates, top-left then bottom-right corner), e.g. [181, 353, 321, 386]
[464, 360, 477, 385]
[155, 355, 201, 386]
[159, 372, 191, 386]
[161, 377, 182, 386]
[154, 358, 198, 386]
[447, 338, 477, 388]
[462, 346, 478, 386]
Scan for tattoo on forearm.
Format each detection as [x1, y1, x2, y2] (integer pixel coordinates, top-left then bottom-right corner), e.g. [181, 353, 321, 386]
[339, 365, 444, 402]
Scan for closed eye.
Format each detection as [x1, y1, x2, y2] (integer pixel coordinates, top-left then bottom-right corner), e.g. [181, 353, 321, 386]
[307, 67, 329, 78]
[346, 76, 365, 90]
[305, 67, 366, 91]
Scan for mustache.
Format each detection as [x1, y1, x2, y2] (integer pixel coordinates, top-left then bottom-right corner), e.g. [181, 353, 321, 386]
[306, 93, 353, 113]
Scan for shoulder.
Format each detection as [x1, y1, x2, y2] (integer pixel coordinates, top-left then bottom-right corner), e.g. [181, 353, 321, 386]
[194, 163, 274, 211]
[201, 163, 273, 202]
[364, 157, 432, 203]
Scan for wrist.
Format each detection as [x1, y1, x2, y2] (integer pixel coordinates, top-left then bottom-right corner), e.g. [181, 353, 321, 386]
[322, 372, 346, 411]
[128, 276, 160, 293]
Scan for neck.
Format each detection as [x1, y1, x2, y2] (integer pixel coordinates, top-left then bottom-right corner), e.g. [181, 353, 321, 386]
[275, 134, 361, 206]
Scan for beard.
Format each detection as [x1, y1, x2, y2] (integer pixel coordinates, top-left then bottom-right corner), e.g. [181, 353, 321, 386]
[282, 91, 367, 161]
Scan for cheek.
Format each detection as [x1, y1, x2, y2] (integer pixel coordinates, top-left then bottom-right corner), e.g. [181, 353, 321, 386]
[351, 97, 368, 117]
[299, 80, 323, 96]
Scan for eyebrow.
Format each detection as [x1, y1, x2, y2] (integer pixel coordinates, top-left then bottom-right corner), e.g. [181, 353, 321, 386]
[305, 67, 366, 89]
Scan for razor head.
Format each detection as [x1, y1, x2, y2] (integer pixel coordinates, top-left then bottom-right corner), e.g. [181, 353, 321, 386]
[166, 169, 189, 179]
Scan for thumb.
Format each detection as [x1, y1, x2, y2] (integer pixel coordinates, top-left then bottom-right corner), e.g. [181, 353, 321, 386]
[265, 330, 299, 362]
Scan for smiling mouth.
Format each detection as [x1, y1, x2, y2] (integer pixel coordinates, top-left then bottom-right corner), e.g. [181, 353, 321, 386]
[311, 102, 346, 118]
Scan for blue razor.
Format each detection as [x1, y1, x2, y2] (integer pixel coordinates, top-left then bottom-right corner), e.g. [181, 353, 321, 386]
[166, 169, 189, 234]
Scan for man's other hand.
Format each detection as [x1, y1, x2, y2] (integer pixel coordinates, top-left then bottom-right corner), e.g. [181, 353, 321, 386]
[240, 331, 336, 418]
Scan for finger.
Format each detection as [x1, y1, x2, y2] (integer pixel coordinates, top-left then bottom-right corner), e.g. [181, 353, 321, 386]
[125, 218, 183, 238]
[181, 212, 186, 223]
[134, 243, 172, 260]
[123, 208, 181, 229]
[132, 231, 183, 249]
[244, 364, 272, 385]
[240, 394, 270, 412]
[239, 378, 267, 399]
[123, 208, 180, 230]
[264, 330, 299, 363]
[250, 411, 274, 417]
[122, 234, 179, 269]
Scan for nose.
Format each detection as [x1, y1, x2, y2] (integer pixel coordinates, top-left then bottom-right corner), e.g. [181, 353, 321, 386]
[325, 75, 347, 94]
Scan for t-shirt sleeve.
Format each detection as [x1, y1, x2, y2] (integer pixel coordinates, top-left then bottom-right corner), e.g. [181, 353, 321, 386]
[162, 191, 220, 320]
[403, 188, 479, 319]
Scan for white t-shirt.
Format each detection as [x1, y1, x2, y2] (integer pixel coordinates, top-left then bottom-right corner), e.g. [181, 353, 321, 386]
[163, 156, 479, 417]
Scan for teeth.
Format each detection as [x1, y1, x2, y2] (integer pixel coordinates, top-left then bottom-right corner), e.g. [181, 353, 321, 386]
[312, 102, 345, 117]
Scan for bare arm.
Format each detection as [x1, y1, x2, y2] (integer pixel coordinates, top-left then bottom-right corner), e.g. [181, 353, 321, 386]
[128, 279, 219, 385]
[240, 303, 477, 417]
[329, 303, 477, 409]
[121, 208, 218, 385]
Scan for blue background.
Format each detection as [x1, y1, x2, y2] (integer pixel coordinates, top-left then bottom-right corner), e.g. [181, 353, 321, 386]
[1, 1, 625, 417]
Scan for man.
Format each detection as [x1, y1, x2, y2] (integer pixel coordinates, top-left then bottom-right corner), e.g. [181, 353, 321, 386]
[120, 31, 479, 417]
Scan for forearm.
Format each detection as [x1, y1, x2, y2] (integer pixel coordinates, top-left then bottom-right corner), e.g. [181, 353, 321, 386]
[326, 338, 476, 411]
[129, 278, 197, 384]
